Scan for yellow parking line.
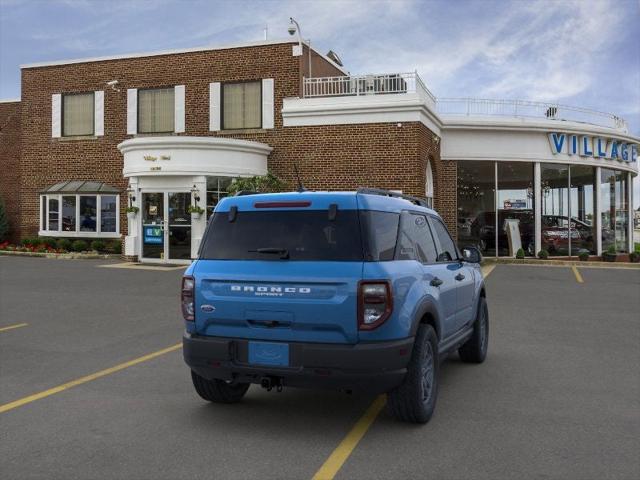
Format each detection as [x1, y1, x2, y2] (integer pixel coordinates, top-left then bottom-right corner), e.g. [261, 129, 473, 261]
[571, 265, 584, 283]
[481, 264, 496, 278]
[312, 395, 386, 480]
[0, 323, 28, 333]
[0, 343, 182, 414]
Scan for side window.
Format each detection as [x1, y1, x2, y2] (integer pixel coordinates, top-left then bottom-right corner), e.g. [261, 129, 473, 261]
[429, 217, 458, 262]
[360, 211, 400, 261]
[395, 212, 437, 263]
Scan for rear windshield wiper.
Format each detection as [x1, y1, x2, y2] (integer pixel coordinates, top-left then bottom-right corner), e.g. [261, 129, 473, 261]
[248, 247, 290, 259]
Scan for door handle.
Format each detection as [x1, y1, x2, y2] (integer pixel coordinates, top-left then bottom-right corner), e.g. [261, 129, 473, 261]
[455, 273, 465, 281]
[430, 277, 443, 287]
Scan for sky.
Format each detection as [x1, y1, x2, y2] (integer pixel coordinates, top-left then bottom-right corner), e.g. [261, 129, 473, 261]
[1, 0, 639, 204]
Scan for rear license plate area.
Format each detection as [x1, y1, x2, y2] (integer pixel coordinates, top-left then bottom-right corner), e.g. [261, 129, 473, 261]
[248, 341, 289, 367]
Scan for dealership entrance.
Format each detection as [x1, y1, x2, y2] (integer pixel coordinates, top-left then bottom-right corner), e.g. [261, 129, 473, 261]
[140, 192, 192, 263]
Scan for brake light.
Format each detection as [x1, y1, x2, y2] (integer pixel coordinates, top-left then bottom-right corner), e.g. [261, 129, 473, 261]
[254, 201, 311, 208]
[181, 276, 195, 322]
[358, 281, 393, 330]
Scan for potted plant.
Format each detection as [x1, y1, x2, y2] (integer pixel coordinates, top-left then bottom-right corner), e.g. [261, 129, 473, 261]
[126, 206, 139, 220]
[578, 251, 590, 262]
[515, 248, 525, 260]
[187, 205, 205, 219]
[603, 244, 618, 262]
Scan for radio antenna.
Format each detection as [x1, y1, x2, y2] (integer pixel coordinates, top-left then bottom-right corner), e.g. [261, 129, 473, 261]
[293, 164, 307, 192]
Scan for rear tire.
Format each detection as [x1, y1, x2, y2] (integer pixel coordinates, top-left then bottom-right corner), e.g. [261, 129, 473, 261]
[458, 296, 489, 363]
[191, 370, 250, 403]
[387, 325, 439, 424]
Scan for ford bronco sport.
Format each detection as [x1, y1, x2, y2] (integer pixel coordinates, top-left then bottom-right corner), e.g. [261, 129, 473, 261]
[182, 189, 488, 423]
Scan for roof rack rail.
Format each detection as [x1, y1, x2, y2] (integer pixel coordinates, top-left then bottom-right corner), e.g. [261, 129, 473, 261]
[356, 188, 430, 208]
[234, 190, 259, 196]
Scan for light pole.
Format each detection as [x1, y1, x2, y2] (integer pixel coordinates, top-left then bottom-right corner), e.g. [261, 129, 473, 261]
[288, 17, 311, 78]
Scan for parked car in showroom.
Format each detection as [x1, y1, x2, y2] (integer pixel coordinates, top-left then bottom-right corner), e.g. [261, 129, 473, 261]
[181, 189, 488, 424]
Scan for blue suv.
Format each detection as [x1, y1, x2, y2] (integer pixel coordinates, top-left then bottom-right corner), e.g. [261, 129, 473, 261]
[182, 189, 488, 423]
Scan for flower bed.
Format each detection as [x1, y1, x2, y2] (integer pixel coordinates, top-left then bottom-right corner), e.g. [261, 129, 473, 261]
[0, 237, 122, 256]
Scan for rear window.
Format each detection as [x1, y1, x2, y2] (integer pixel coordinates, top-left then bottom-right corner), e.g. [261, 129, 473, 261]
[200, 210, 364, 261]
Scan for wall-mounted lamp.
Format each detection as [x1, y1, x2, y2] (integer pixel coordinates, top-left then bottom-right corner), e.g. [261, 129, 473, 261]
[126, 187, 136, 206]
[191, 185, 201, 205]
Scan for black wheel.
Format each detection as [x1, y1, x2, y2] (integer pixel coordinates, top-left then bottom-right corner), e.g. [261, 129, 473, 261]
[387, 324, 439, 424]
[190, 370, 250, 404]
[458, 296, 489, 363]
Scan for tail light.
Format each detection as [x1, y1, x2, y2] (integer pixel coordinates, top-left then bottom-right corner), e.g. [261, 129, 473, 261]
[181, 276, 195, 321]
[358, 281, 393, 330]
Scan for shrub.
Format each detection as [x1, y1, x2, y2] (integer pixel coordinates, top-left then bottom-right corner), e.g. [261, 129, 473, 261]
[0, 197, 8, 242]
[227, 172, 287, 195]
[21, 237, 37, 247]
[90, 240, 106, 252]
[71, 240, 88, 252]
[630, 252, 640, 263]
[515, 248, 525, 259]
[578, 251, 589, 261]
[57, 238, 72, 251]
[537, 249, 549, 260]
[606, 244, 617, 255]
[107, 240, 122, 254]
[38, 237, 57, 249]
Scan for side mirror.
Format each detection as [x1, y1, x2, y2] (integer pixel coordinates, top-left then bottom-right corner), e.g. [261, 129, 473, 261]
[462, 246, 482, 264]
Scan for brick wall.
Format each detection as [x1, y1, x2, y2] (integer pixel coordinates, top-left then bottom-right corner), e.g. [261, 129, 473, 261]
[0, 101, 21, 241]
[15, 40, 446, 243]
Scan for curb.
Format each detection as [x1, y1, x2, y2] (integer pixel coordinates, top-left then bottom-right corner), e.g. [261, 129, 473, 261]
[483, 258, 640, 269]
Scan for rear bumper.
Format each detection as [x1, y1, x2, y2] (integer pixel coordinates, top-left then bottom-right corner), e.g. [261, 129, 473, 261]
[183, 332, 414, 393]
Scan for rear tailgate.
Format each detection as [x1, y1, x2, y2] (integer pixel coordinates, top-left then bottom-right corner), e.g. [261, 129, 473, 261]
[194, 260, 362, 343]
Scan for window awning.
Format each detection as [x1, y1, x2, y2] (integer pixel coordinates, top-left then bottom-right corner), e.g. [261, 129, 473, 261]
[41, 181, 120, 194]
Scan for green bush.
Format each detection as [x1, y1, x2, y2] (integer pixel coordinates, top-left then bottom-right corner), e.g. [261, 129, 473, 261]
[107, 240, 122, 254]
[90, 240, 106, 252]
[578, 251, 589, 261]
[537, 249, 549, 260]
[606, 244, 617, 254]
[57, 238, 72, 251]
[21, 237, 37, 247]
[0, 197, 9, 242]
[515, 248, 525, 259]
[71, 240, 88, 252]
[38, 237, 57, 249]
[227, 172, 287, 195]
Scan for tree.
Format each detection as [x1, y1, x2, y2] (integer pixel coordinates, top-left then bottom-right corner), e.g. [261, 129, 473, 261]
[0, 197, 9, 242]
[227, 172, 287, 195]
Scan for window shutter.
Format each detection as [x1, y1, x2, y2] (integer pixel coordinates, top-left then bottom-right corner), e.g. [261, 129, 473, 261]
[209, 82, 221, 131]
[94, 91, 104, 136]
[51, 94, 61, 138]
[174, 85, 185, 133]
[262, 78, 274, 129]
[127, 88, 137, 135]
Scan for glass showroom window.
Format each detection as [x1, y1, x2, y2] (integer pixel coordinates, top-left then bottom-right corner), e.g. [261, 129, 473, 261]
[206, 176, 233, 218]
[138, 88, 175, 133]
[601, 169, 629, 253]
[40, 194, 119, 237]
[222, 81, 261, 130]
[62, 92, 94, 136]
[541, 164, 569, 256]
[457, 161, 496, 256]
[569, 165, 596, 255]
[497, 163, 534, 256]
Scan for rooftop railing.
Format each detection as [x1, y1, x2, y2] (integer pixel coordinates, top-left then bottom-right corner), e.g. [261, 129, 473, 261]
[436, 98, 628, 131]
[303, 72, 436, 103]
[301, 74, 627, 131]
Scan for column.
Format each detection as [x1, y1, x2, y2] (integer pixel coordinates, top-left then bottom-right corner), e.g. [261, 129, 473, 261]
[595, 167, 602, 256]
[534, 162, 541, 256]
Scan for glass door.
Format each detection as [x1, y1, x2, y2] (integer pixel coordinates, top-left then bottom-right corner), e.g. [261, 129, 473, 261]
[141, 193, 165, 260]
[168, 192, 192, 261]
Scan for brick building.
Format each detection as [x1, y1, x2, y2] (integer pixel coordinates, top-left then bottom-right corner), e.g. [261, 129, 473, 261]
[0, 38, 638, 262]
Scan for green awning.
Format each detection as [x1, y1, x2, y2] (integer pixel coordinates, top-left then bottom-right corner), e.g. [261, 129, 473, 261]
[41, 181, 120, 194]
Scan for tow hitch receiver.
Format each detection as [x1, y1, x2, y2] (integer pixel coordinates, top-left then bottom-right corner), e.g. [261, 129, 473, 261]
[260, 376, 284, 392]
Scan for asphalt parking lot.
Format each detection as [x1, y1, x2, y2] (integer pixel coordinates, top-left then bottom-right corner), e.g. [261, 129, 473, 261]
[1, 257, 639, 480]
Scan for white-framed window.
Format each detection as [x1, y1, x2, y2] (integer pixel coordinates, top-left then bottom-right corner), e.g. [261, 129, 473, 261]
[128, 86, 185, 134]
[222, 81, 262, 130]
[425, 159, 434, 208]
[39, 194, 120, 238]
[52, 91, 104, 138]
